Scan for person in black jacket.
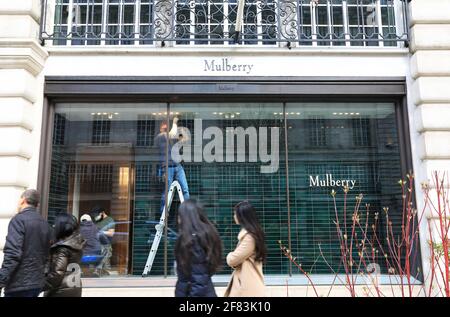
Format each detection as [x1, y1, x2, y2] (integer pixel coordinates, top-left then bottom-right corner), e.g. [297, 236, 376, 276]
[0, 189, 52, 297]
[43, 213, 86, 297]
[175, 199, 222, 297]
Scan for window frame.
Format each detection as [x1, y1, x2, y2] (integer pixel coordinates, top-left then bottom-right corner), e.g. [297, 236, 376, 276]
[39, 76, 417, 279]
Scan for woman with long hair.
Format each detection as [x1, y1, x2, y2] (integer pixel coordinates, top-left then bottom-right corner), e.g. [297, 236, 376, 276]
[224, 200, 267, 297]
[175, 199, 222, 297]
[43, 213, 86, 297]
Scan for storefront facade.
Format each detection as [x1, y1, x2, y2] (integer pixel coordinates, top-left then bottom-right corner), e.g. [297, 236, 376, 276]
[41, 77, 411, 278]
[1, 0, 450, 293]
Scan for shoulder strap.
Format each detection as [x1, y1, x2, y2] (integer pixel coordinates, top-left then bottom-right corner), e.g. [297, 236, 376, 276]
[248, 257, 264, 281]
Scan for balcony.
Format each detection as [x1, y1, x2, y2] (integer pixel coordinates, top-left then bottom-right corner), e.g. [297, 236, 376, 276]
[40, 0, 410, 47]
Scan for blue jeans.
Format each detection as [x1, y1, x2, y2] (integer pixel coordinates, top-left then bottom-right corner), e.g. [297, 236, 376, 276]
[4, 288, 41, 297]
[159, 164, 190, 214]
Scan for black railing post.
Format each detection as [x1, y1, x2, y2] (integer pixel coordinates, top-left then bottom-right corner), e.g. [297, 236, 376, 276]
[402, 0, 411, 48]
[39, 0, 46, 46]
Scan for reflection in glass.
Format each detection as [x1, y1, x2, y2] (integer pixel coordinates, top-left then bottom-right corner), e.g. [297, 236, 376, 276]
[286, 102, 403, 274]
[48, 101, 406, 278]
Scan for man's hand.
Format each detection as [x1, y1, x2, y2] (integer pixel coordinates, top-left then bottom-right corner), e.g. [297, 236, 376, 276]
[169, 117, 179, 138]
[103, 229, 115, 238]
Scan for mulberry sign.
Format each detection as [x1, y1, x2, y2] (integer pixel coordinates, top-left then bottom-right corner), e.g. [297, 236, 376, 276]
[309, 174, 356, 190]
[203, 58, 254, 74]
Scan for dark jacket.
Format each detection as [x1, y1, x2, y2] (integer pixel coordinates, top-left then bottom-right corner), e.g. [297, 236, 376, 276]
[79, 221, 102, 256]
[43, 232, 86, 297]
[175, 237, 217, 297]
[0, 207, 52, 293]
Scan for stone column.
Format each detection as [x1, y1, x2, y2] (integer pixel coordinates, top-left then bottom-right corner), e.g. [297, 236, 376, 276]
[409, 0, 450, 295]
[0, 0, 48, 263]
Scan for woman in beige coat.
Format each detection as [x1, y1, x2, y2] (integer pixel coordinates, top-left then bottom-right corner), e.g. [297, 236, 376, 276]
[224, 201, 267, 297]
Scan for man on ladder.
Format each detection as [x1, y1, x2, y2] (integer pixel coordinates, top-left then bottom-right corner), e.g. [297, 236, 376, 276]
[155, 117, 190, 211]
[143, 116, 190, 276]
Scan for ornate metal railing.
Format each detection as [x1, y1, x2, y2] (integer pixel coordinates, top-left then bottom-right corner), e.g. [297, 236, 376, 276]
[40, 0, 410, 47]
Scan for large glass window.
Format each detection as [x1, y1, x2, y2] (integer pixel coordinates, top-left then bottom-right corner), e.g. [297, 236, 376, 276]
[47, 101, 404, 277]
[286, 103, 403, 274]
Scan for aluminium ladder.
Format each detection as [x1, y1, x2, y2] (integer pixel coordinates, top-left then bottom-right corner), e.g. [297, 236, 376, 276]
[142, 180, 184, 276]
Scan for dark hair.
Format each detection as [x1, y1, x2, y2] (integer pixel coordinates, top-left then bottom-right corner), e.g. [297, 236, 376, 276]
[21, 189, 40, 207]
[175, 199, 222, 276]
[234, 201, 267, 263]
[54, 213, 79, 241]
[90, 206, 106, 217]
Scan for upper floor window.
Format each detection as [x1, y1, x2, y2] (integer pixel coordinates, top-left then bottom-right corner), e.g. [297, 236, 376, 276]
[136, 114, 156, 147]
[92, 114, 111, 145]
[41, 0, 409, 47]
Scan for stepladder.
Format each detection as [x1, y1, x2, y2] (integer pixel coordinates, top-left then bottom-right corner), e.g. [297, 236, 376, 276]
[142, 180, 184, 276]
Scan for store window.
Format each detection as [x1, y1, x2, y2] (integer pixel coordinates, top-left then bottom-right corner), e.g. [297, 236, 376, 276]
[286, 102, 403, 274]
[47, 101, 404, 277]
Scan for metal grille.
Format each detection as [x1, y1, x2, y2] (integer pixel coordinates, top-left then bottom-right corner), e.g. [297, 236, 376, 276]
[41, 0, 409, 46]
[48, 114, 69, 224]
[53, 113, 66, 146]
[352, 117, 371, 146]
[91, 164, 114, 192]
[308, 116, 328, 147]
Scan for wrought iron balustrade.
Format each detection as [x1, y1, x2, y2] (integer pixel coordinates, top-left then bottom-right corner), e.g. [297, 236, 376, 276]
[40, 0, 410, 47]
